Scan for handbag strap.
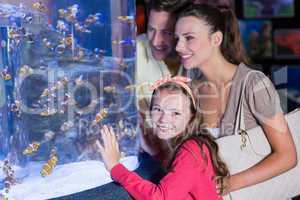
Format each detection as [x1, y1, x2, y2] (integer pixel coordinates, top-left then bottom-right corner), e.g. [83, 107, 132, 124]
[233, 69, 270, 155]
[233, 70, 265, 135]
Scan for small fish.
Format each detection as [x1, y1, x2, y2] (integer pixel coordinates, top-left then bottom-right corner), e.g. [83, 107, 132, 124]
[19, 27, 26, 35]
[66, 4, 79, 22]
[59, 109, 65, 114]
[90, 98, 99, 107]
[74, 22, 91, 33]
[60, 121, 74, 132]
[103, 86, 116, 93]
[40, 108, 57, 116]
[32, 2, 48, 13]
[129, 82, 151, 92]
[58, 9, 68, 19]
[49, 92, 56, 98]
[75, 109, 84, 116]
[56, 80, 64, 90]
[25, 33, 35, 43]
[94, 48, 106, 54]
[112, 39, 135, 46]
[2, 159, 15, 194]
[123, 127, 137, 139]
[44, 131, 55, 141]
[1, 40, 6, 48]
[41, 88, 49, 97]
[23, 142, 40, 155]
[23, 14, 33, 24]
[67, 98, 76, 106]
[93, 48, 105, 60]
[118, 119, 125, 129]
[40, 154, 58, 177]
[124, 84, 136, 92]
[68, 4, 79, 16]
[56, 20, 68, 32]
[10, 100, 20, 113]
[59, 35, 73, 47]
[2, 73, 11, 81]
[64, 92, 71, 100]
[73, 49, 85, 61]
[19, 65, 33, 77]
[117, 15, 134, 23]
[1, 67, 11, 81]
[55, 44, 66, 54]
[75, 75, 84, 86]
[84, 13, 101, 25]
[63, 93, 76, 106]
[61, 77, 69, 85]
[93, 108, 108, 124]
[43, 38, 53, 49]
[50, 84, 58, 92]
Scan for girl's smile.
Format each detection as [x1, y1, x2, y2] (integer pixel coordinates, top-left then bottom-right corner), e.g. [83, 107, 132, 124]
[150, 89, 192, 140]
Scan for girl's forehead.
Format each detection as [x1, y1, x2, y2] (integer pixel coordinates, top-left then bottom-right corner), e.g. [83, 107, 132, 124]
[153, 89, 191, 106]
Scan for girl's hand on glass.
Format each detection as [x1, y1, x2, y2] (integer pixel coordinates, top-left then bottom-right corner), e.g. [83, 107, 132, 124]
[95, 125, 121, 172]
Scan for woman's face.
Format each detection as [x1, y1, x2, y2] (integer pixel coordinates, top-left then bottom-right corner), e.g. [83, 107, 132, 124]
[150, 89, 192, 140]
[175, 16, 216, 69]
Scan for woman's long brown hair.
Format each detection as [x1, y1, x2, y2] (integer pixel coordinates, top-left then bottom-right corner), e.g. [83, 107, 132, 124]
[177, 3, 250, 65]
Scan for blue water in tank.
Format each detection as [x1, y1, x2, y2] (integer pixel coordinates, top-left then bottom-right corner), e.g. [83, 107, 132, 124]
[0, 1, 138, 196]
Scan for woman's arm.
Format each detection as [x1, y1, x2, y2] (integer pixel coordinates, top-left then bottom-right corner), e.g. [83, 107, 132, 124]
[226, 112, 297, 192]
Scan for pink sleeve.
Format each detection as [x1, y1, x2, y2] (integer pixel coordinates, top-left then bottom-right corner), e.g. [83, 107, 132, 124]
[111, 140, 206, 200]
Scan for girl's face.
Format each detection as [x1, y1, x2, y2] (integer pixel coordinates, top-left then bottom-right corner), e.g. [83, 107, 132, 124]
[150, 89, 193, 140]
[175, 16, 216, 69]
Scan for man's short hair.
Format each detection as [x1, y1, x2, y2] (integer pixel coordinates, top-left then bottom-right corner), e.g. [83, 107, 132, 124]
[147, 0, 193, 15]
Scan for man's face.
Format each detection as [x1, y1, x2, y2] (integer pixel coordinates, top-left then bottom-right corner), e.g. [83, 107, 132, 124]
[147, 10, 176, 61]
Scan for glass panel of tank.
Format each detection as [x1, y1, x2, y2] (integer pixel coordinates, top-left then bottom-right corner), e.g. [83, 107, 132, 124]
[0, 0, 137, 199]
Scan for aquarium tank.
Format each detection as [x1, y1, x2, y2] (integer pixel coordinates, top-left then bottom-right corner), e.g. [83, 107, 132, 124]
[0, 0, 138, 199]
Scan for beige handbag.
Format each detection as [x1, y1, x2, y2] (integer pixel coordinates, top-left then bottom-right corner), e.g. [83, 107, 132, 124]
[217, 71, 300, 200]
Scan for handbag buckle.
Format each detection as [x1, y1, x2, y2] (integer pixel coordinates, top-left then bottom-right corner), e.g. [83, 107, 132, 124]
[238, 129, 248, 150]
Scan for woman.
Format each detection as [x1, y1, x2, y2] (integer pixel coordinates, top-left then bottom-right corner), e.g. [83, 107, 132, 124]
[174, 4, 297, 194]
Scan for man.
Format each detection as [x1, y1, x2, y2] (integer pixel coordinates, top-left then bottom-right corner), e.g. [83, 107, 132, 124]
[136, 0, 193, 121]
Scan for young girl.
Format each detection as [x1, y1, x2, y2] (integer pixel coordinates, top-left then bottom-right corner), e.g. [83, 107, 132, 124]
[96, 75, 229, 200]
[174, 4, 297, 194]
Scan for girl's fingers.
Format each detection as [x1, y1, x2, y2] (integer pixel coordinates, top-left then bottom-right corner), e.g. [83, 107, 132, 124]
[108, 126, 120, 152]
[101, 126, 109, 147]
[95, 140, 104, 154]
[109, 126, 117, 143]
[102, 125, 117, 148]
[103, 125, 113, 146]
